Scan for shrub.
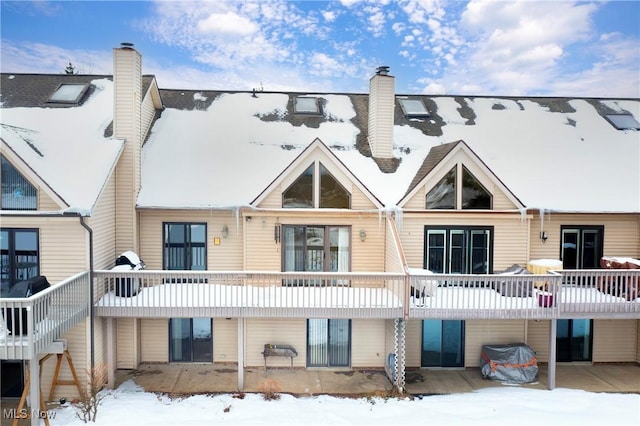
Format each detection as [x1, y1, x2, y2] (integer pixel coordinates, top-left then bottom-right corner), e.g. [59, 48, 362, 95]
[257, 378, 281, 401]
[73, 362, 108, 423]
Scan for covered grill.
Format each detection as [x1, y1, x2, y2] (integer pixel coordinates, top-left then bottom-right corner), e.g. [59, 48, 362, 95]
[262, 344, 297, 370]
[481, 343, 538, 384]
[113, 251, 145, 297]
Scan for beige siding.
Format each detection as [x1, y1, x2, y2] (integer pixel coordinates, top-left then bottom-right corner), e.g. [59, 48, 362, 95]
[637, 321, 640, 364]
[38, 190, 62, 211]
[245, 319, 307, 368]
[351, 319, 386, 367]
[138, 210, 243, 270]
[384, 220, 404, 273]
[88, 174, 117, 270]
[400, 213, 529, 271]
[368, 74, 394, 158]
[141, 88, 157, 142]
[214, 318, 238, 362]
[244, 214, 385, 272]
[526, 320, 552, 362]
[465, 320, 526, 367]
[530, 213, 640, 261]
[527, 319, 638, 363]
[39, 320, 89, 401]
[141, 319, 168, 362]
[1, 216, 87, 284]
[116, 318, 136, 369]
[384, 319, 397, 367]
[114, 47, 143, 255]
[593, 320, 638, 362]
[405, 320, 421, 368]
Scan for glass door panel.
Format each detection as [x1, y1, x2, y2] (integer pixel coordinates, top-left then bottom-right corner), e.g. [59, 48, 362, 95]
[557, 319, 592, 362]
[421, 320, 465, 367]
[307, 319, 350, 367]
[169, 318, 212, 362]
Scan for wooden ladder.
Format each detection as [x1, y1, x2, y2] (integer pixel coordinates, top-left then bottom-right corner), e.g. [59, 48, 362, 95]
[12, 350, 83, 426]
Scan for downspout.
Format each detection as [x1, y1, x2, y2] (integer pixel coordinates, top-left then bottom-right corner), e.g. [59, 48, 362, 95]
[79, 216, 95, 369]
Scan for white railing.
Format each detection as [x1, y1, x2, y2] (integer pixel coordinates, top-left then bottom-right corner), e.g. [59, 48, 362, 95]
[408, 273, 562, 320]
[93, 270, 406, 319]
[558, 269, 640, 318]
[92, 269, 640, 321]
[0, 272, 90, 360]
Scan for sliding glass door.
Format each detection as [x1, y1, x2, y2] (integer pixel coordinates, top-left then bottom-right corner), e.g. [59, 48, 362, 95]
[307, 319, 350, 367]
[421, 320, 465, 367]
[169, 318, 213, 362]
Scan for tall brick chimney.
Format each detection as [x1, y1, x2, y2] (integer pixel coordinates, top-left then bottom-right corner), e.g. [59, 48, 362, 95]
[368, 66, 395, 159]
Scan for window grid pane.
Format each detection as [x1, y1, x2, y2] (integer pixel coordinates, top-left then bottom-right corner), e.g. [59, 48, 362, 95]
[1, 156, 37, 210]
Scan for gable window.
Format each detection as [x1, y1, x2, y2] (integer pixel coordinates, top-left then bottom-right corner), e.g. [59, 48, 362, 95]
[294, 96, 321, 114]
[399, 98, 429, 118]
[1, 155, 37, 210]
[47, 83, 89, 104]
[424, 226, 493, 274]
[1, 229, 39, 297]
[163, 223, 207, 270]
[283, 161, 351, 209]
[604, 114, 640, 130]
[426, 164, 492, 210]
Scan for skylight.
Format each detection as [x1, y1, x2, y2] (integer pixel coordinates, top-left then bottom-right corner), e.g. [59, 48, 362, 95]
[604, 114, 640, 130]
[48, 83, 89, 104]
[399, 98, 429, 118]
[294, 96, 321, 114]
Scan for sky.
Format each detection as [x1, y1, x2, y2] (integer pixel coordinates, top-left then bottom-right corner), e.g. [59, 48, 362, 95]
[1, 0, 639, 97]
[37, 379, 640, 426]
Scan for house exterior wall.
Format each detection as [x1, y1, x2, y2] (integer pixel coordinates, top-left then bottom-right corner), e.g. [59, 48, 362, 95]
[214, 318, 238, 363]
[399, 212, 530, 271]
[243, 213, 385, 273]
[245, 319, 307, 368]
[140, 319, 169, 362]
[116, 318, 138, 369]
[138, 210, 243, 270]
[529, 213, 640, 260]
[351, 319, 386, 367]
[405, 319, 638, 367]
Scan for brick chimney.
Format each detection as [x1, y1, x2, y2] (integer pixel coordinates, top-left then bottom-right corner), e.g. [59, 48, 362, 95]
[368, 66, 395, 159]
[113, 42, 142, 254]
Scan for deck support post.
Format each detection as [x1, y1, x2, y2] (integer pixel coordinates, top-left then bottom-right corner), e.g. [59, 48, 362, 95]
[106, 318, 115, 388]
[548, 319, 557, 390]
[237, 317, 244, 391]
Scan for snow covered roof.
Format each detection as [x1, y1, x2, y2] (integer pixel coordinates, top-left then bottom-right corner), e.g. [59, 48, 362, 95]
[2, 72, 639, 214]
[0, 74, 124, 215]
[141, 90, 640, 212]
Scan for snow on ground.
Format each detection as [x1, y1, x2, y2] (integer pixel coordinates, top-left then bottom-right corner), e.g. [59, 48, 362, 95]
[47, 379, 640, 426]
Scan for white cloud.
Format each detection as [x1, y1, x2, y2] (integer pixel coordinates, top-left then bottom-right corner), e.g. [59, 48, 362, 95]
[197, 12, 259, 36]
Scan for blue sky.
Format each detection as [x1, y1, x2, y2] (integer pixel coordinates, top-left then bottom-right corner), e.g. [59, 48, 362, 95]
[1, 0, 639, 97]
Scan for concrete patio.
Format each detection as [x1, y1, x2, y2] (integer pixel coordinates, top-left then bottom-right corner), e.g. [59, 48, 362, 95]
[113, 362, 640, 397]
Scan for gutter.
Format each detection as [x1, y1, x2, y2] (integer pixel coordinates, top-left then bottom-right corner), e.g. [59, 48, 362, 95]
[78, 216, 95, 370]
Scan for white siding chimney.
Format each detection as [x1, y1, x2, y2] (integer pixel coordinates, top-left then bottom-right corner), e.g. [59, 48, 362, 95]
[368, 66, 395, 159]
[113, 43, 142, 254]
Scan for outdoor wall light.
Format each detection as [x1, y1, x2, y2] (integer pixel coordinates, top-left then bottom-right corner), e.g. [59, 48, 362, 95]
[222, 225, 229, 238]
[540, 231, 548, 243]
[359, 229, 366, 242]
[274, 224, 281, 244]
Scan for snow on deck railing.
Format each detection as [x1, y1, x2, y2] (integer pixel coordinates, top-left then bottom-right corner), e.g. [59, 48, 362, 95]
[0, 272, 90, 360]
[93, 270, 406, 319]
[92, 269, 640, 320]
